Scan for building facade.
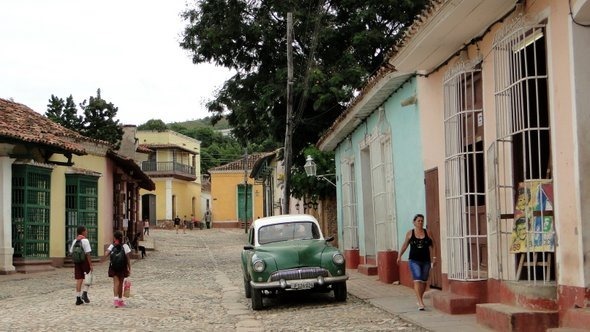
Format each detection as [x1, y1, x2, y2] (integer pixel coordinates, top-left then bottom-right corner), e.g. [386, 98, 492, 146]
[318, 0, 590, 330]
[136, 130, 201, 226]
[0, 99, 153, 274]
[209, 153, 267, 228]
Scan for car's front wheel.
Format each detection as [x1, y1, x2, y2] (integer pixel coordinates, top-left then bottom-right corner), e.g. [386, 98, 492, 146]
[251, 288, 263, 310]
[244, 277, 252, 298]
[333, 282, 347, 302]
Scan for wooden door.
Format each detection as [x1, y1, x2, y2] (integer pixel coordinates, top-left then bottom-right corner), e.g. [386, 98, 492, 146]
[425, 168, 442, 289]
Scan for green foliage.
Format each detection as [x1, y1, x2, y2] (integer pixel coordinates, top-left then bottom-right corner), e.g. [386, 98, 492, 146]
[45, 89, 123, 148]
[138, 119, 270, 173]
[179, 0, 427, 161]
[138, 119, 168, 132]
[290, 146, 335, 200]
[79, 89, 124, 148]
[45, 95, 84, 132]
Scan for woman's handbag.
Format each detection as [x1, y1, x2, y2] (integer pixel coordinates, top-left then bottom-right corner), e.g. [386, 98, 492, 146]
[84, 272, 93, 286]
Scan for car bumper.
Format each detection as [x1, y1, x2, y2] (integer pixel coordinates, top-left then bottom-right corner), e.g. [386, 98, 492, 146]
[250, 275, 348, 290]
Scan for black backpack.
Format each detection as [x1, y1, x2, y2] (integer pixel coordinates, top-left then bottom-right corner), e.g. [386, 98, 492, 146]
[110, 244, 126, 271]
[71, 240, 86, 264]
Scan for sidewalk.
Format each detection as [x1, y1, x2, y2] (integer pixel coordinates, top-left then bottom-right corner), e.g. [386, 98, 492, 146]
[346, 269, 492, 332]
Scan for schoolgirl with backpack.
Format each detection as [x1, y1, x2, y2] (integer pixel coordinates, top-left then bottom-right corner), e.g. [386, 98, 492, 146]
[101, 230, 131, 308]
[69, 225, 93, 305]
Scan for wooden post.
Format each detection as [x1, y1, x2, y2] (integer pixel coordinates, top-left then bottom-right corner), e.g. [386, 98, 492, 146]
[283, 12, 294, 214]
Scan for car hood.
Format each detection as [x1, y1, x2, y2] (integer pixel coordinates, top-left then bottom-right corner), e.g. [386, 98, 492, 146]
[256, 240, 330, 268]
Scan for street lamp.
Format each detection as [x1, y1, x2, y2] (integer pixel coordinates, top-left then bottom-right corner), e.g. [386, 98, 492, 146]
[304, 155, 336, 187]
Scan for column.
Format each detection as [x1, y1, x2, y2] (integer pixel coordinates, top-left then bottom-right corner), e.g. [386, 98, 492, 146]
[0, 156, 15, 274]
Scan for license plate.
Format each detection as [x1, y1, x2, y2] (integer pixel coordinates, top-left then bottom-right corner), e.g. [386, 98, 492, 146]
[291, 281, 314, 290]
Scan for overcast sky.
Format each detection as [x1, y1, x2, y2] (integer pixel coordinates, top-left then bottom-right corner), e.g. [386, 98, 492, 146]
[0, 0, 233, 125]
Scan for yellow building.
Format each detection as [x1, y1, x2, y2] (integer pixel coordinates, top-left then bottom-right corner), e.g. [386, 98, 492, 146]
[136, 130, 201, 226]
[209, 154, 265, 228]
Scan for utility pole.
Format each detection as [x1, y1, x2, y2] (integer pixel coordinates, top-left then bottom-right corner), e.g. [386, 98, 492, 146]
[283, 12, 293, 215]
[243, 147, 249, 233]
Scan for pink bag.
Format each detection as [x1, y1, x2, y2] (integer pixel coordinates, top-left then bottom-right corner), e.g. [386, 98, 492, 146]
[123, 278, 131, 297]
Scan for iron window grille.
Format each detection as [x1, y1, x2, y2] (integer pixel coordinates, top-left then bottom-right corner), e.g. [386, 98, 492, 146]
[444, 57, 487, 281]
[65, 174, 99, 257]
[490, 15, 553, 283]
[12, 164, 52, 258]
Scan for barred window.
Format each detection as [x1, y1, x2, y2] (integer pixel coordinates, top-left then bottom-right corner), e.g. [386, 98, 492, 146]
[65, 175, 99, 257]
[12, 164, 52, 258]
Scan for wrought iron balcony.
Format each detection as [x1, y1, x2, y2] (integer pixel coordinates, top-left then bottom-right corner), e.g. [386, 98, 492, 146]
[141, 161, 197, 181]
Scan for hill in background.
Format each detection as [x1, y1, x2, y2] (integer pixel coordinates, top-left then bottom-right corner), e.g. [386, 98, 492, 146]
[169, 116, 230, 131]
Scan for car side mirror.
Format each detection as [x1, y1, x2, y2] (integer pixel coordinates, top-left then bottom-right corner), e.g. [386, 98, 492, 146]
[243, 245, 254, 250]
[325, 236, 334, 242]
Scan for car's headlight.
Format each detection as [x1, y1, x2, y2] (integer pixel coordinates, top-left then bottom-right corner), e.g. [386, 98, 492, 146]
[332, 253, 345, 265]
[253, 259, 266, 272]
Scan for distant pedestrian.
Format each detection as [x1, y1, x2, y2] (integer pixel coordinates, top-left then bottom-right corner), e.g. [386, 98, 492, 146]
[143, 219, 150, 236]
[203, 209, 212, 229]
[397, 214, 436, 311]
[188, 214, 194, 230]
[174, 216, 181, 234]
[183, 215, 187, 234]
[191, 214, 198, 230]
[102, 230, 131, 308]
[69, 225, 93, 305]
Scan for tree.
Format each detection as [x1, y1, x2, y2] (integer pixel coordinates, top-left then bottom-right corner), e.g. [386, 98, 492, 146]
[45, 95, 84, 132]
[290, 146, 335, 200]
[79, 89, 123, 148]
[180, 0, 426, 165]
[46, 89, 123, 148]
[138, 119, 168, 132]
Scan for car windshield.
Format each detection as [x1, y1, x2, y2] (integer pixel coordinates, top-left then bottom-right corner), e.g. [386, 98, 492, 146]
[258, 222, 319, 244]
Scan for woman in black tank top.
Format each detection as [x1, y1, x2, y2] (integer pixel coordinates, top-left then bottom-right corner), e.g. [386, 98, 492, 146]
[397, 214, 437, 310]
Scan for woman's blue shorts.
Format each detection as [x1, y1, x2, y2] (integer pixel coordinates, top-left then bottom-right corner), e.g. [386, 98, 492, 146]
[408, 259, 431, 282]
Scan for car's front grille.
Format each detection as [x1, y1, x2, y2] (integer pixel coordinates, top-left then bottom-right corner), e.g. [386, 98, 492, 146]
[270, 267, 329, 281]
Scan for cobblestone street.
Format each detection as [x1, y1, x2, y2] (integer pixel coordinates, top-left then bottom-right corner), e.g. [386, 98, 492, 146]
[0, 229, 425, 332]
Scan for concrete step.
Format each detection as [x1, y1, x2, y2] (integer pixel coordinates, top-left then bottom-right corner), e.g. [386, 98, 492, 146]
[432, 291, 478, 314]
[561, 307, 590, 329]
[476, 303, 558, 332]
[358, 264, 378, 276]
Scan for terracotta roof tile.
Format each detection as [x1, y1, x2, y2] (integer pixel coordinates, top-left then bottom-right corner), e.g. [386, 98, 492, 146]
[384, 0, 443, 61]
[0, 98, 87, 155]
[136, 144, 153, 153]
[209, 153, 268, 173]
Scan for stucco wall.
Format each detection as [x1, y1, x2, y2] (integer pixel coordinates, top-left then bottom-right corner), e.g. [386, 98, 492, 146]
[416, 72, 446, 273]
[136, 130, 202, 185]
[416, 0, 582, 285]
[334, 78, 425, 257]
[210, 172, 263, 222]
[49, 152, 112, 258]
[385, 77, 426, 251]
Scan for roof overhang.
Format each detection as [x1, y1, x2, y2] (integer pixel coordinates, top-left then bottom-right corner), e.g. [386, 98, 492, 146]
[142, 144, 199, 155]
[572, 0, 590, 23]
[250, 151, 277, 179]
[107, 151, 155, 191]
[390, 0, 516, 73]
[317, 71, 413, 151]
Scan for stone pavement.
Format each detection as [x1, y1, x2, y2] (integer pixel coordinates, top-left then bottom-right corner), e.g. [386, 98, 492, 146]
[343, 269, 493, 332]
[0, 229, 491, 331]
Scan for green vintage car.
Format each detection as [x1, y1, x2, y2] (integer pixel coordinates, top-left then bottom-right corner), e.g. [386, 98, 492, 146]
[241, 214, 348, 310]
